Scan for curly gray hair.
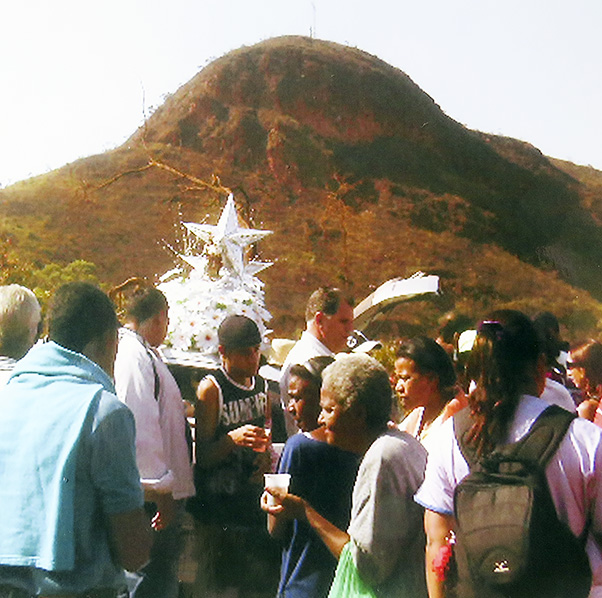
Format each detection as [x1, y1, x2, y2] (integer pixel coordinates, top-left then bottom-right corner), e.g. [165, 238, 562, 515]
[321, 353, 392, 430]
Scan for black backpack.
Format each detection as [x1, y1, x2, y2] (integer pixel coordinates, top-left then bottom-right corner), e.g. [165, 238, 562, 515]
[452, 405, 591, 598]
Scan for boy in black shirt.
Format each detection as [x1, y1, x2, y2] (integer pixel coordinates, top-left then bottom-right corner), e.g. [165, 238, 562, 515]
[192, 315, 277, 596]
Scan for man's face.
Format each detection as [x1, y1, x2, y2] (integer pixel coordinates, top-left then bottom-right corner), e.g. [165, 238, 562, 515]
[287, 374, 320, 432]
[222, 344, 261, 379]
[146, 308, 169, 348]
[317, 300, 354, 353]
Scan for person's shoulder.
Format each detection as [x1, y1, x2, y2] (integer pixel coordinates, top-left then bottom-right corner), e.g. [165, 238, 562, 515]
[114, 329, 148, 368]
[548, 415, 602, 482]
[82, 389, 136, 438]
[285, 431, 356, 460]
[382, 427, 426, 447]
[542, 378, 576, 412]
[254, 372, 267, 392]
[280, 432, 311, 464]
[278, 338, 305, 375]
[94, 389, 133, 419]
[280, 333, 329, 368]
[116, 328, 143, 351]
[284, 431, 314, 448]
[398, 407, 423, 436]
[546, 378, 567, 391]
[197, 371, 220, 394]
[567, 415, 602, 448]
[369, 428, 428, 464]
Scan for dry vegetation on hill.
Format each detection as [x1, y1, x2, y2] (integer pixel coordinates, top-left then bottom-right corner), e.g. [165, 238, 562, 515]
[1, 36, 602, 341]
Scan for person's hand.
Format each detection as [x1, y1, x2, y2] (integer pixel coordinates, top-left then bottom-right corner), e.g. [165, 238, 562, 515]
[151, 510, 165, 531]
[261, 487, 306, 520]
[151, 493, 176, 531]
[228, 424, 269, 451]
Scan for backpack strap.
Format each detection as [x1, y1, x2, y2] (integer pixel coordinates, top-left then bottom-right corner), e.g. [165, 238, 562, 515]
[503, 404, 575, 467]
[454, 404, 576, 469]
[504, 405, 591, 547]
[453, 407, 478, 468]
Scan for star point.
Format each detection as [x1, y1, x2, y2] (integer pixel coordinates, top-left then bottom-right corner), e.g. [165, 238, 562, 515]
[184, 194, 272, 277]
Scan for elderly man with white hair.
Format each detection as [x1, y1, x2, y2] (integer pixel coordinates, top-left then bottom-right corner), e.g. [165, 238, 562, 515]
[0, 284, 41, 385]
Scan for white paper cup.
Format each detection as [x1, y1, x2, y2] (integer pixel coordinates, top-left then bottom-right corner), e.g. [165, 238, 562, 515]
[264, 473, 291, 506]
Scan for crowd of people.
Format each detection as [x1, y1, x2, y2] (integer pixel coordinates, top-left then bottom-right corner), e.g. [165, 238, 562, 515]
[1, 281, 602, 598]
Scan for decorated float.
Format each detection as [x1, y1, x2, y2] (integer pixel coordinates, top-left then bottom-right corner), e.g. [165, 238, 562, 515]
[157, 194, 273, 402]
[159, 194, 272, 365]
[157, 193, 440, 401]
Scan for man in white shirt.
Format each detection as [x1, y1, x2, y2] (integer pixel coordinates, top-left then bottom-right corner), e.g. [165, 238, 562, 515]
[279, 287, 354, 436]
[113, 286, 194, 598]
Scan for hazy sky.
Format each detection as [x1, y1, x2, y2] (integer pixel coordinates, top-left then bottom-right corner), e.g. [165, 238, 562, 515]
[1, 0, 601, 186]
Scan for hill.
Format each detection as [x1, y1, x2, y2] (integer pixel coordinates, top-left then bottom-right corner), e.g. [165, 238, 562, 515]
[1, 35, 602, 340]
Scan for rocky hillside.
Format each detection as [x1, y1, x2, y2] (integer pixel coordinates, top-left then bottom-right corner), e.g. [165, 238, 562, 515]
[1, 36, 602, 340]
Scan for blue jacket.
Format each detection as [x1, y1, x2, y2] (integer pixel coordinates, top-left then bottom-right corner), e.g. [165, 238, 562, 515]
[0, 341, 117, 571]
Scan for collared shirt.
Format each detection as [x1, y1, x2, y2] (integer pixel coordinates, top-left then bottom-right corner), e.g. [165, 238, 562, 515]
[114, 328, 194, 500]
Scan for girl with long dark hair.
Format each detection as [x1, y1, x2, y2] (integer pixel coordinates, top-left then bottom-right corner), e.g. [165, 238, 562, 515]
[415, 309, 602, 598]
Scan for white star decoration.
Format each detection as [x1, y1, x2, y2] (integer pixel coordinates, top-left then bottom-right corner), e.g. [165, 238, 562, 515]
[158, 194, 273, 362]
[183, 194, 272, 277]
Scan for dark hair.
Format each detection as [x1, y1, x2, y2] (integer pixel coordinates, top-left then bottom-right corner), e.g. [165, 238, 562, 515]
[437, 312, 473, 345]
[570, 340, 602, 391]
[290, 363, 317, 386]
[305, 287, 353, 322]
[533, 311, 562, 366]
[109, 277, 167, 324]
[48, 282, 119, 353]
[125, 287, 168, 324]
[290, 355, 335, 389]
[465, 309, 541, 457]
[396, 336, 457, 401]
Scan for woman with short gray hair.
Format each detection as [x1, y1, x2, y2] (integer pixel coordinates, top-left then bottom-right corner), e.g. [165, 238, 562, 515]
[264, 353, 428, 597]
[321, 353, 392, 433]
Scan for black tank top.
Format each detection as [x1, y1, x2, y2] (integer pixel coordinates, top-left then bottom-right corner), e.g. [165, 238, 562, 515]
[190, 368, 268, 525]
[212, 367, 268, 434]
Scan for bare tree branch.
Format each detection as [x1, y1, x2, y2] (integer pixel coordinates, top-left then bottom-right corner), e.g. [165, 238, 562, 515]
[85, 163, 155, 191]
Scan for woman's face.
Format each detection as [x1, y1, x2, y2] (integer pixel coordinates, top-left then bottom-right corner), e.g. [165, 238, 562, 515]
[394, 357, 437, 412]
[318, 387, 363, 452]
[287, 374, 320, 432]
[567, 355, 587, 390]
